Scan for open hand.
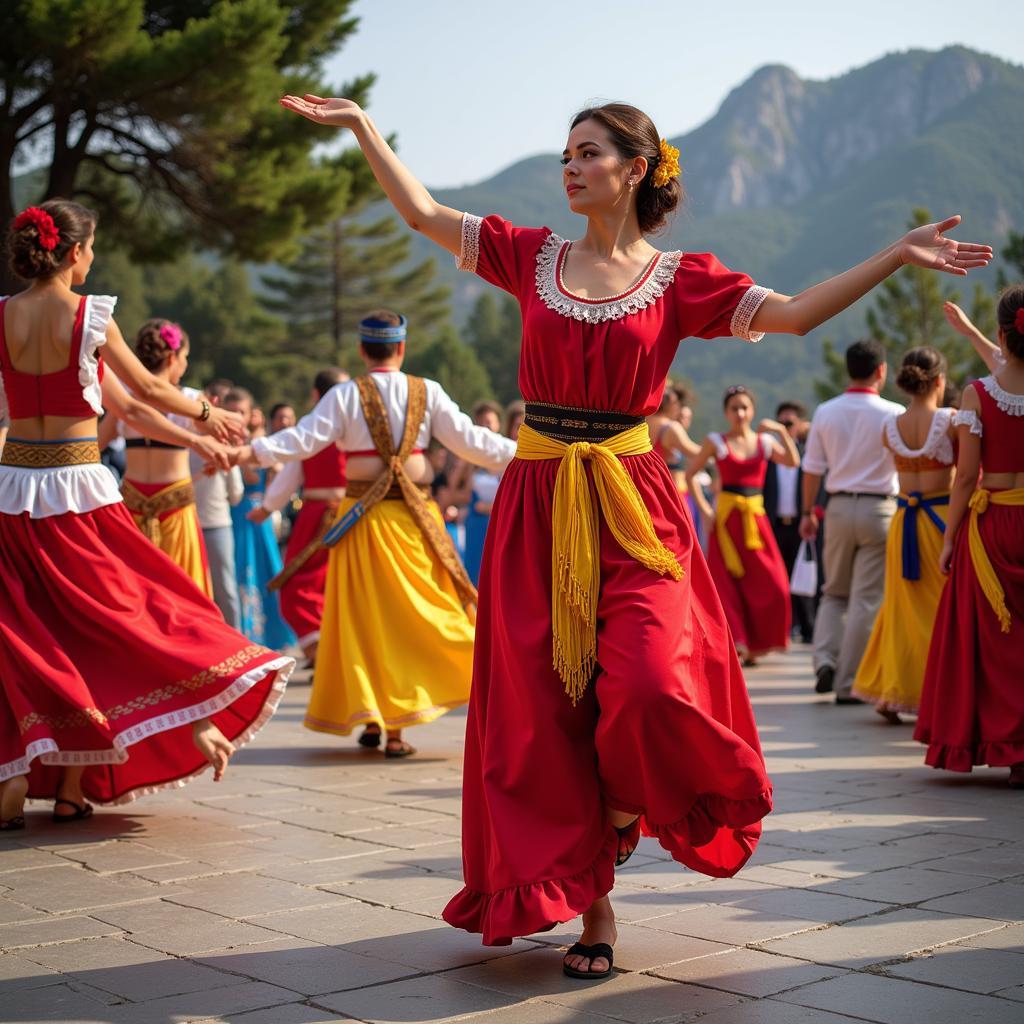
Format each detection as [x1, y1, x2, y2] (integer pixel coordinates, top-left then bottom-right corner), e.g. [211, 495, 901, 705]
[191, 436, 231, 473]
[197, 406, 246, 444]
[279, 94, 364, 129]
[899, 216, 992, 277]
[246, 506, 271, 524]
[938, 538, 955, 575]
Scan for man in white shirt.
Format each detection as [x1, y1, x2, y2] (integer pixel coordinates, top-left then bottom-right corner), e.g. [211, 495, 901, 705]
[800, 340, 904, 702]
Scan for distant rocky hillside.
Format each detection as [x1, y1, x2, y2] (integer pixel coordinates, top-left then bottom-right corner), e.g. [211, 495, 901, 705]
[418, 46, 1024, 417]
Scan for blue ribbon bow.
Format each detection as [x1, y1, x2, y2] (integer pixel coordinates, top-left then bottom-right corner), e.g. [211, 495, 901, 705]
[897, 492, 949, 580]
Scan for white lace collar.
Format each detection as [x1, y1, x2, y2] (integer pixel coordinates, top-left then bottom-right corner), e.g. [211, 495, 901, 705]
[980, 375, 1024, 416]
[884, 408, 955, 463]
[534, 233, 682, 323]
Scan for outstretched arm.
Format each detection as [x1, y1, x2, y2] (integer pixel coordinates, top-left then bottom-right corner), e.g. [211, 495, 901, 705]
[280, 95, 465, 257]
[750, 216, 992, 337]
[943, 301, 1002, 372]
[759, 419, 800, 467]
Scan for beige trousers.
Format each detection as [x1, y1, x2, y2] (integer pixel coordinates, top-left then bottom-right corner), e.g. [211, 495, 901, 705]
[812, 493, 896, 696]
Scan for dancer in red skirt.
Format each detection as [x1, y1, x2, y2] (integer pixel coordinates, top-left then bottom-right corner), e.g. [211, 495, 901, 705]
[0, 200, 293, 830]
[282, 91, 990, 976]
[687, 386, 799, 665]
[916, 285, 1024, 787]
[251, 369, 349, 667]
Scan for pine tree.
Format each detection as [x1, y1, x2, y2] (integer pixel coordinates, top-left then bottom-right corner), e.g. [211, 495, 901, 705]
[1, 1, 373, 293]
[463, 292, 522, 404]
[404, 325, 494, 409]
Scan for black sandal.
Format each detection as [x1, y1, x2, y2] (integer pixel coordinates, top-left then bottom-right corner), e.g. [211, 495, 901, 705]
[562, 941, 614, 980]
[358, 725, 382, 748]
[384, 740, 417, 759]
[0, 816, 25, 831]
[52, 799, 93, 823]
[614, 817, 641, 867]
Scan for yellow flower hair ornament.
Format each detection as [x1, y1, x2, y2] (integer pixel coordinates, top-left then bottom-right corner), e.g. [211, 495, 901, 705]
[651, 139, 681, 189]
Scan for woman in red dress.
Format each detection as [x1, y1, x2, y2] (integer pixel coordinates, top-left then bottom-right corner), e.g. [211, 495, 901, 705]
[916, 286, 1024, 787]
[282, 92, 990, 976]
[688, 386, 799, 664]
[0, 200, 293, 830]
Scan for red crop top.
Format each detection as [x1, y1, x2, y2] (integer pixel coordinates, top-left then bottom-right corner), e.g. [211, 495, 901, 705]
[0, 296, 103, 419]
[711, 432, 773, 490]
[303, 442, 348, 488]
[972, 378, 1024, 474]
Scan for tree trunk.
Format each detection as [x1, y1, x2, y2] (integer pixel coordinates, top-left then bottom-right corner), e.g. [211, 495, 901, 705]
[0, 129, 21, 295]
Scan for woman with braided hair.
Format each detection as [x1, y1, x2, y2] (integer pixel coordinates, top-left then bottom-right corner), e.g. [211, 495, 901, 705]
[282, 91, 991, 975]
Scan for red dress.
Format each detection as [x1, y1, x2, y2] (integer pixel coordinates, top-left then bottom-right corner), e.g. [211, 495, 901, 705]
[0, 293, 292, 804]
[279, 444, 347, 647]
[441, 215, 774, 945]
[706, 432, 792, 656]
[915, 376, 1024, 770]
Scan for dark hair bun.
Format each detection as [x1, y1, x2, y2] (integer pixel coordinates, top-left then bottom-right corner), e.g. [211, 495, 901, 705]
[570, 103, 683, 234]
[7, 199, 97, 281]
[896, 346, 946, 396]
[997, 284, 1024, 360]
[134, 318, 189, 372]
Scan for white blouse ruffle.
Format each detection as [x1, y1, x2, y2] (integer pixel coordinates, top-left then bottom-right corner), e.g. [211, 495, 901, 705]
[0, 462, 122, 519]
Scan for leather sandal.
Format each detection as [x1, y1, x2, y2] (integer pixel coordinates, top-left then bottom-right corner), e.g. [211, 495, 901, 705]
[52, 799, 93, 823]
[358, 725, 382, 748]
[562, 941, 614, 980]
[384, 739, 416, 759]
[0, 816, 25, 831]
[614, 816, 641, 867]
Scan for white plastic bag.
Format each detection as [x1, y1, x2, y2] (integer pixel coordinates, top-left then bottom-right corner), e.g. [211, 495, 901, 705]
[790, 540, 818, 597]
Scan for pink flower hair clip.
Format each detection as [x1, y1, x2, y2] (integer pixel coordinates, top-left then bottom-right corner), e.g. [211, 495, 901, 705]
[159, 323, 183, 351]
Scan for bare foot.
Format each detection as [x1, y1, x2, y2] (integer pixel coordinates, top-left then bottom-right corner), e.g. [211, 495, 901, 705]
[563, 895, 617, 975]
[193, 719, 235, 781]
[1, 775, 28, 826]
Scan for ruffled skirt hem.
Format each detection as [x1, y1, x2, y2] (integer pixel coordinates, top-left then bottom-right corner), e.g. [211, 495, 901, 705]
[917, 736, 1024, 772]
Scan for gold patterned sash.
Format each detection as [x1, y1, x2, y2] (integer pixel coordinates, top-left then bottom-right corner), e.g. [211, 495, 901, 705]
[1, 438, 100, 468]
[122, 479, 196, 545]
[267, 501, 340, 593]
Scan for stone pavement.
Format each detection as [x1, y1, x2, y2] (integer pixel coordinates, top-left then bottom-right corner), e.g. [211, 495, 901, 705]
[2, 649, 1023, 1024]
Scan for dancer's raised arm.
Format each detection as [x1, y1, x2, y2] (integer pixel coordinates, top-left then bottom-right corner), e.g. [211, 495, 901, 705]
[750, 216, 992, 337]
[943, 301, 1002, 372]
[280, 95, 464, 256]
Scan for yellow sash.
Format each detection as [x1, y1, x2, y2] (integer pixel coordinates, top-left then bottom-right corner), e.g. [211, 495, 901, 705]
[967, 487, 1024, 633]
[514, 421, 683, 704]
[715, 492, 766, 578]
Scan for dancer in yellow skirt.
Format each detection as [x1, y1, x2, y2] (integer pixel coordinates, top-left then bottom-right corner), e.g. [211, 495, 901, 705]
[234, 310, 515, 757]
[853, 347, 957, 722]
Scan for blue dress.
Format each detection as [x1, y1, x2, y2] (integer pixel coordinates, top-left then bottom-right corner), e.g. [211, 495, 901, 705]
[463, 469, 501, 586]
[231, 469, 296, 650]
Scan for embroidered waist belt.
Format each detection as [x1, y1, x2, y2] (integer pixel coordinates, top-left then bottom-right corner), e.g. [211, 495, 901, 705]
[897, 491, 949, 581]
[345, 479, 430, 501]
[524, 402, 645, 444]
[122, 479, 196, 544]
[715, 492, 766, 578]
[268, 500, 342, 593]
[1, 437, 100, 468]
[514, 420, 683, 704]
[967, 487, 1024, 633]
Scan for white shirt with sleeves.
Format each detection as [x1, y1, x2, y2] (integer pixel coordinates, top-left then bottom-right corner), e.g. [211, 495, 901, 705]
[774, 462, 800, 518]
[262, 459, 304, 513]
[803, 390, 904, 496]
[251, 371, 517, 474]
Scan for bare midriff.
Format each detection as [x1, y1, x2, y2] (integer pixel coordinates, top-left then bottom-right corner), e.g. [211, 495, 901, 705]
[8, 414, 97, 443]
[124, 446, 191, 485]
[345, 451, 433, 486]
[980, 470, 1024, 490]
[302, 486, 346, 501]
[898, 465, 954, 495]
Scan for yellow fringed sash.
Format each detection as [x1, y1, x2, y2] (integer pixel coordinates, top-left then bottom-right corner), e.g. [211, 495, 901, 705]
[514, 421, 684, 704]
[715, 492, 766, 578]
[967, 487, 1024, 633]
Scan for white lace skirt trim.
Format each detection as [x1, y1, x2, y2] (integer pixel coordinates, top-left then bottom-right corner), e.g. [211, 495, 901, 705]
[0, 656, 294, 804]
[0, 462, 122, 518]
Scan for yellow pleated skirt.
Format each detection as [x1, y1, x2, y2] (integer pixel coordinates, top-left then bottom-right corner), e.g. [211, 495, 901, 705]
[125, 479, 213, 598]
[853, 493, 949, 713]
[306, 497, 474, 735]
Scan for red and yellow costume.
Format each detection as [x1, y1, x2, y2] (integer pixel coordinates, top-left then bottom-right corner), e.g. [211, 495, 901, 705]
[705, 432, 791, 657]
[440, 215, 774, 946]
[0, 294, 292, 804]
[916, 378, 1024, 770]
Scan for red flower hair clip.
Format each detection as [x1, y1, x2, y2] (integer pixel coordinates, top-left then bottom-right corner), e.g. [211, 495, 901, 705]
[159, 323, 183, 351]
[1015, 307, 1024, 333]
[13, 207, 60, 251]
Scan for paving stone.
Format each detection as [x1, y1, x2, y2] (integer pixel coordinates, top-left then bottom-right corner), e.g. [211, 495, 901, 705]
[956, 922, 1024, 952]
[920, 880, 1024, 921]
[0, 980, 118, 1021]
[195, 1005, 350, 1023]
[52, 840, 188, 874]
[727, 888, 888, 924]
[693, 1000, 873, 1023]
[196, 937, 416, 995]
[257, 855, 390, 886]
[813, 865, 993, 905]
[322, 868, 467, 908]
[884, 943, 1024, 992]
[758, 908, 1003, 967]
[104, 981, 302, 1023]
[1, 863, 160, 912]
[1, 914, 124, 950]
[256, 901, 432, 945]
[0, 951, 61, 992]
[776, 971, 1024, 1023]
[316, 974, 516, 1021]
[0, 846, 65, 873]
[0, 895, 44, 925]
[924, 846, 1024, 879]
[652, 947, 848, 997]
[446, 1002, 614, 1024]
[164, 871, 351, 918]
[636, 903, 822, 946]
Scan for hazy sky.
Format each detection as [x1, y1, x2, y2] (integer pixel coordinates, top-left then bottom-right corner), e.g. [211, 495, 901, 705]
[326, 0, 1020, 187]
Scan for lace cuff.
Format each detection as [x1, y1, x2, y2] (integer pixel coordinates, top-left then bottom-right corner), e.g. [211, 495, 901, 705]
[455, 213, 482, 273]
[81, 294, 117, 415]
[953, 409, 983, 436]
[730, 285, 773, 342]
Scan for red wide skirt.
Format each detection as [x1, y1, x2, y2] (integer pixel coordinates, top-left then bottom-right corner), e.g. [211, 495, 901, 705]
[707, 509, 791, 657]
[915, 502, 1024, 770]
[279, 499, 335, 647]
[443, 452, 772, 946]
[0, 501, 292, 804]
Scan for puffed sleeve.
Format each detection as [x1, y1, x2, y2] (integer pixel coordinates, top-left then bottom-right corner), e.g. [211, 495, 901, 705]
[455, 213, 546, 297]
[676, 253, 773, 342]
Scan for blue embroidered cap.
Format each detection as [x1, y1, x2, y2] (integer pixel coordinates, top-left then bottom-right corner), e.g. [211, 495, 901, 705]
[359, 314, 408, 344]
